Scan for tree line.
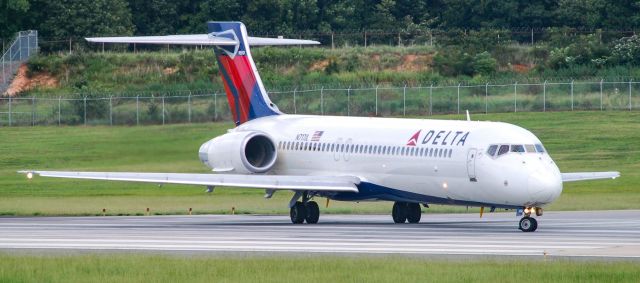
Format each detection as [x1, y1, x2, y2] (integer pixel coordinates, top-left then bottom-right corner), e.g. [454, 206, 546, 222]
[3, 0, 640, 40]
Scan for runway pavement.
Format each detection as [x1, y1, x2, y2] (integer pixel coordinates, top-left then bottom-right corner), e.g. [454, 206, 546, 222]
[1, 210, 639, 258]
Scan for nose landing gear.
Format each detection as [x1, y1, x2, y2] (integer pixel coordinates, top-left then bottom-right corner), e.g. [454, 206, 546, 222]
[518, 207, 543, 232]
[518, 216, 538, 232]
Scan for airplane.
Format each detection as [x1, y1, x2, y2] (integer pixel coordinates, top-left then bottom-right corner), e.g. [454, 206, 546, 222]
[21, 22, 620, 232]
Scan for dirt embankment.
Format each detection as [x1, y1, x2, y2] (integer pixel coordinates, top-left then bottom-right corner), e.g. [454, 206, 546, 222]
[4, 64, 58, 96]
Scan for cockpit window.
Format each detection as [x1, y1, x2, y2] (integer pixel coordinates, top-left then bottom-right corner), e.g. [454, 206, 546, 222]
[511, 145, 525, 153]
[487, 145, 498, 157]
[535, 144, 545, 153]
[498, 145, 510, 156]
[525, 144, 536, 153]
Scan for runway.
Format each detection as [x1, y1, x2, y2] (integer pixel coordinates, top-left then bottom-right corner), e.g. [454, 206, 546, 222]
[1, 210, 639, 258]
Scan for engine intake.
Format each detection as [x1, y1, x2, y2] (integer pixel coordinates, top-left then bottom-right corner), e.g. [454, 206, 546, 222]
[199, 131, 277, 174]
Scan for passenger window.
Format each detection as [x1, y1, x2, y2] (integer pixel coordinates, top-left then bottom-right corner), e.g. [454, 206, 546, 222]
[498, 145, 509, 156]
[511, 145, 525, 153]
[487, 145, 498, 157]
[448, 149, 452, 158]
[535, 144, 545, 153]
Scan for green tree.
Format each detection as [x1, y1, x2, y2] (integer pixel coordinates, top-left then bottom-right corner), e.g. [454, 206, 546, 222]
[1, 0, 30, 39]
[129, 0, 180, 35]
[38, 0, 134, 38]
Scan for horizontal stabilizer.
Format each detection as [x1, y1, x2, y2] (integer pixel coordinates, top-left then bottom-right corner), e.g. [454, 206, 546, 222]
[561, 171, 620, 182]
[86, 34, 320, 46]
[19, 171, 359, 192]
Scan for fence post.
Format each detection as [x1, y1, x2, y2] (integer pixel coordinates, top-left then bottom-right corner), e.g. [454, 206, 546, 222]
[320, 87, 324, 115]
[403, 85, 407, 116]
[213, 92, 217, 120]
[136, 95, 139, 125]
[2, 48, 5, 84]
[485, 82, 489, 114]
[83, 96, 87, 125]
[347, 86, 351, 116]
[331, 32, 334, 50]
[293, 88, 297, 114]
[27, 32, 30, 58]
[109, 96, 113, 126]
[543, 80, 547, 112]
[600, 79, 603, 111]
[188, 92, 192, 123]
[429, 84, 433, 116]
[630, 79, 633, 111]
[58, 96, 61, 126]
[32, 96, 35, 126]
[364, 31, 367, 48]
[8, 95, 12, 126]
[457, 83, 461, 114]
[375, 85, 378, 116]
[571, 80, 574, 111]
[162, 96, 165, 125]
[514, 82, 518, 113]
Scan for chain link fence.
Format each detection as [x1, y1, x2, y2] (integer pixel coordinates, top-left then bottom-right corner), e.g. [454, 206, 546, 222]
[1, 31, 38, 94]
[1, 80, 639, 127]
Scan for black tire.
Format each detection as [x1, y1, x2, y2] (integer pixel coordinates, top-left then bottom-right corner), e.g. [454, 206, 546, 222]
[406, 203, 422, 223]
[392, 202, 408, 223]
[519, 217, 538, 232]
[305, 201, 320, 224]
[290, 202, 307, 224]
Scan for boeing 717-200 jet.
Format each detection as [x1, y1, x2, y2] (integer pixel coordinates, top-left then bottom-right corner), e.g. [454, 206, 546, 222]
[21, 22, 619, 232]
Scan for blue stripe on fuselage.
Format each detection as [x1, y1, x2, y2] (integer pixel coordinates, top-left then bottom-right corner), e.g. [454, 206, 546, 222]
[324, 182, 522, 209]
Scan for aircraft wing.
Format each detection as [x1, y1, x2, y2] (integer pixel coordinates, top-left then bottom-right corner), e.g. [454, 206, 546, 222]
[19, 171, 359, 192]
[561, 171, 620, 182]
[85, 34, 320, 46]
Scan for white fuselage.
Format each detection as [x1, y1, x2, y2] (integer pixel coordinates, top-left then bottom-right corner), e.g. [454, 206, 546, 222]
[206, 115, 563, 209]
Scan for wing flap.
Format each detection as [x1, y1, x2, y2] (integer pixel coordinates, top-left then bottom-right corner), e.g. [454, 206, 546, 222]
[561, 171, 620, 182]
[20, 171, 359, 192]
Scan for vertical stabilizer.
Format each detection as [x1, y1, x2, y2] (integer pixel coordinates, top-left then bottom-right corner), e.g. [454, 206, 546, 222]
[208, 22, 280, 126]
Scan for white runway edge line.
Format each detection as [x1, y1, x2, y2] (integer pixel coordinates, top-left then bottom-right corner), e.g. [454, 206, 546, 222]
[0, 211, 639, 258]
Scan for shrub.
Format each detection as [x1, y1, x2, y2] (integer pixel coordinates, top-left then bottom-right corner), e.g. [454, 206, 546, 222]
[472, 52, 497, 76]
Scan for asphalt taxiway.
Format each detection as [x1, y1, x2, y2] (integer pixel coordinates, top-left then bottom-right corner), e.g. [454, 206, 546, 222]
[1, 210, 638, 258]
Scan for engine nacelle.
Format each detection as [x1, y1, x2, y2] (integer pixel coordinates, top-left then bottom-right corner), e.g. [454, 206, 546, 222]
[198, 131, 277, 174]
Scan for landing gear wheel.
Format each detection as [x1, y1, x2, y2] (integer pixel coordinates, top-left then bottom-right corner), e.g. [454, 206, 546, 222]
[406, 203, 422, 223]
[519, 217, 538, 232]
[305, 201, 320, 224]
[392, 202, 408, 223]
[290, 201, 307, 224]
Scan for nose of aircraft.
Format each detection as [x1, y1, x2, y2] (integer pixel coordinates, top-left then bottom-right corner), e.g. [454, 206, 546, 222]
[527, 167, 563, 205]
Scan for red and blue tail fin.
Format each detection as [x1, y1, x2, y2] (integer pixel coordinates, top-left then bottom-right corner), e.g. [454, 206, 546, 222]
[208, 22, 280, 126]
[85, 21, 319, 126]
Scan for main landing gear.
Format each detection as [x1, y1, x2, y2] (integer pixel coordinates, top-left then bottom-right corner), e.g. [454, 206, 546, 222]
[391, 201, 422, 224]
[518, 207, 543, 232]
[289, 191, 320, 224]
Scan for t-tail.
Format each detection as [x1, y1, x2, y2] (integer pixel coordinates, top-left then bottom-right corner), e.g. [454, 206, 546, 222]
[85, 21, 320, 126]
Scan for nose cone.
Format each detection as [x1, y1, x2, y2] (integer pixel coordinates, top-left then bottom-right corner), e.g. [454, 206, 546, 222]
[527, 167, 563, 205]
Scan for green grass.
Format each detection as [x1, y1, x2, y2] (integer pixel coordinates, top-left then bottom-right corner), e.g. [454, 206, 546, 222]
[0, 253, 638, 283]
[0, 111, 638, 216]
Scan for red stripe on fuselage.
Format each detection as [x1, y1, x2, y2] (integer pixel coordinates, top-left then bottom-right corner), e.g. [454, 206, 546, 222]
[218, 55, 258, 124]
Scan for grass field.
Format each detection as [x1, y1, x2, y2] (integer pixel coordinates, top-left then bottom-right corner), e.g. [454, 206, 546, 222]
[0, 253, 638, 283]
[0, 111, 638, 216]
